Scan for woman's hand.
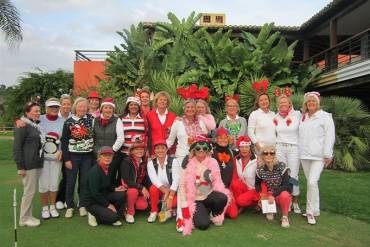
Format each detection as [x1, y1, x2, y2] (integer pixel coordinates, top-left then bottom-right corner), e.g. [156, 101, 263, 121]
[142, 187, 149, 199]
[268, 195, 275, 205]
[165, 196, 173, 209]
[324, 158, 332, 168]
[107, 204, 117, 213]
[65, 161, 73, 170]
[55, 151, 62, 161]
[115, 185, 127, 192]
[255, 143, 262, 152]
[18, 169, 25, 177]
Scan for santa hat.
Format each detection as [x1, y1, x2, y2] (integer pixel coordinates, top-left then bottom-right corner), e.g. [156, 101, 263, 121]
[189, 134, 212, 151]
[87, 91, 101, 99]
[236, 136, 252, 148]
[216, 127, 229, 137]
[304, 91, 320, 103]
[46, 132, 60, 144]
[100, 98, 115, 110]
[126, 96, 141, 106]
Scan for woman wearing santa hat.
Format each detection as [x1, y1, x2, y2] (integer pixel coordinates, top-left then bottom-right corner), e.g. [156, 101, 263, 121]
[274, 94, 302, 214]
[39, 98, 65, 219]
[219, 95, 248, 147]
[179, 135, 230, 235]
[299, 92, 335, 225]
[120, 139, 151, 224]
[120, 96, 147, 156]
[93, 98, 125, 186]
[230, 136, 260, 214]
[87, 91, 101, 118]
[147, 140, 180, 223]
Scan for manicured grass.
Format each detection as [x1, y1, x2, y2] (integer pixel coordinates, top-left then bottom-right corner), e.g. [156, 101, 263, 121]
[1, 140, 370, 247]
[0, 131, 14, 137]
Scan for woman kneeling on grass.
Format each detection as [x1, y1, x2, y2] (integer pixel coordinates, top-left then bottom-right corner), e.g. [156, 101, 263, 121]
[83, 146, 127, 227]
[120, 139, 151, 224]
[147, 140, 180, 223]
[179, 135, 230, 235]
[255, 145, 292, 228]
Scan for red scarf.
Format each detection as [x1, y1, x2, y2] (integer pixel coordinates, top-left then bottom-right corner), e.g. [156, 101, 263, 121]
[98, 162, 109, 175]
[100, 117, 110, 127]
[46, 114, 58, 121]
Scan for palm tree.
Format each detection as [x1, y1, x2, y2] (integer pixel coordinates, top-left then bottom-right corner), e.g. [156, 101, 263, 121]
[0, 0, 22, 47]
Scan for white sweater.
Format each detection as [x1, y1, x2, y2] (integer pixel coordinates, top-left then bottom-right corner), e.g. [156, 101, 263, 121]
[299, 110, 335, 160]
[248, 108, 276, 145]
[275, 109, 301, 145]
[235, 158, 257, 189]
[147, 156, 180, 192]
[167, 119, 207, 158]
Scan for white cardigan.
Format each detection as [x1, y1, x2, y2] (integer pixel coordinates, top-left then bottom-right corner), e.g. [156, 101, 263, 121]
[275, 109, 301, 145]
[299, 110, 335, 160]
[166, 119, 207, 158]
[248, 108, 276, 145]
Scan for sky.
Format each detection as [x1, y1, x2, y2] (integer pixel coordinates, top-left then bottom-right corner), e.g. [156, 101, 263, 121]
[0, 0, 331, 86]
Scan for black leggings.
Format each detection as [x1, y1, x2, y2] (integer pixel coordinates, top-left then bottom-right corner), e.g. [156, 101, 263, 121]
[109, 152, 126, 187]
[87, 191, 126, 225]
[193, 191, 227, 230]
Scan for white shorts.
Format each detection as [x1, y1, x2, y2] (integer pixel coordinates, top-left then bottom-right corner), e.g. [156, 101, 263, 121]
[39, 160, 62, 193]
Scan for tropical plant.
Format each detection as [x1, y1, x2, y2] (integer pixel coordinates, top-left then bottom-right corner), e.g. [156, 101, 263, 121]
[0, 0, 22, 47]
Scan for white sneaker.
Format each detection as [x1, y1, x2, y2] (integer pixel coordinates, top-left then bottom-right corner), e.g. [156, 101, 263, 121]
[88, 213, 98, 227]
[56, 201, 65, 210]
[307, 214, 316, 225]
[147, 212, 157, 223]
[19, 217, 41, 227]
[125, 214, 135, 224]
[292, 203, 301, 214]
[176, 218, 184, 233]
[112, 220, 122, 226]
[302, 212, 320, 217]
[65, 208, 74, 218]
[41, 209, 50, 220]
[281, 216, 290, 228]
[79, 207, 87, 217]
[266, 213, 274, 221]
[49, 207, 60, 218]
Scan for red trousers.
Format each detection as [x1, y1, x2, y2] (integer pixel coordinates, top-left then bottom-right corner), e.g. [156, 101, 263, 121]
[275, 191, 291, 216]
[231, 179, 260, 208]
[149, 185, 177, 213]
[127, 188, 148, 215]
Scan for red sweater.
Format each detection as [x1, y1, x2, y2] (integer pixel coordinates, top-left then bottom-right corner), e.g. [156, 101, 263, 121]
[146, 109, 176, 155]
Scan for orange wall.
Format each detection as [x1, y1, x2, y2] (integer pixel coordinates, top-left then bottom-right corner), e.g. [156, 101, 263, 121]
[73, 61, 108, 95]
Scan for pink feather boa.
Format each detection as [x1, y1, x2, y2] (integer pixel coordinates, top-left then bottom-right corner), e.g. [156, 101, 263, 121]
[182, 156, 231, 235]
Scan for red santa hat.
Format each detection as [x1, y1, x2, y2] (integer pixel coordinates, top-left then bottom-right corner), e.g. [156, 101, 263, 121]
[46, 132, 60, 144]
[236, 136, 252, 148]
[100, 98, 115, 110]
[304, 91, 320, 103]
[153, 139, 168, 148]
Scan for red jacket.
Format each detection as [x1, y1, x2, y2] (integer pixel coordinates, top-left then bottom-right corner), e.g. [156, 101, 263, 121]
[146, 109, 176, 155]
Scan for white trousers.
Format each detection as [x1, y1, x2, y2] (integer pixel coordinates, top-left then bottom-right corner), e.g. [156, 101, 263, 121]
[20, 169, 40, 222]
[301, 159, 324, 215]
[276, 143, 300, 196]
[39, 160, 62, 193]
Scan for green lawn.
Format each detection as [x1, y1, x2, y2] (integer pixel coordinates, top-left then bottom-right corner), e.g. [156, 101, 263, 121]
[1, 140, 370, 247]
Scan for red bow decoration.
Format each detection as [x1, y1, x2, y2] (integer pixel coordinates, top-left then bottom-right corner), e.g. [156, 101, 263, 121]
[217, 152, 231, 163]
[252, 79, 269, 94]
[225, 95, 240, 102]
[273, 118, 278, 126]
[286, 118, 292, 126]
[176, 84, 209, 100]
[274, 87, 281, 97]
[70, 125, 89, 139]
[284, 86, 292, 97]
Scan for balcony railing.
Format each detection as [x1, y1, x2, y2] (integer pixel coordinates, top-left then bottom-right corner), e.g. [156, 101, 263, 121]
[304, 28, 370, 73]
[75, 50, 113, 61]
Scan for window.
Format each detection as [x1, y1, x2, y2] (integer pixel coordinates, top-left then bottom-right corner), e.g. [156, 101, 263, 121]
[203, 15, 211, 23]
[215, 16, 223, 23]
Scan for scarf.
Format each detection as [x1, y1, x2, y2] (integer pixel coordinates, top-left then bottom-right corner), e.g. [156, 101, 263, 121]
[98, 162, 109, 175]
[46, 114, 58, 121]
[182, 116, 204, 139]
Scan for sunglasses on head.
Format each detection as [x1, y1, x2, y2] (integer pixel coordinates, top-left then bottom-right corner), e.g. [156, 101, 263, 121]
[194, 143, 210, 152]
[262, 151, 275, 156]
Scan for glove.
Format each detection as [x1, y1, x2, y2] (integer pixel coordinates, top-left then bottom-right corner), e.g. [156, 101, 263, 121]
[182, 207, 190, 219]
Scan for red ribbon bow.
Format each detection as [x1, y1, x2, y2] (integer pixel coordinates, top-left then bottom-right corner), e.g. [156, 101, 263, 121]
[252, 79, 269, 94]
[217, 152, 231, 163]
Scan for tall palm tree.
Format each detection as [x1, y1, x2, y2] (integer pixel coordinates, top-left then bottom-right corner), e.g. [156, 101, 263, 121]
[0, 0, 22, 47]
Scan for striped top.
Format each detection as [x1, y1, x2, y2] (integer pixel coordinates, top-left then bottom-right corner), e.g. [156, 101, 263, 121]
[120, 114, 147, 154]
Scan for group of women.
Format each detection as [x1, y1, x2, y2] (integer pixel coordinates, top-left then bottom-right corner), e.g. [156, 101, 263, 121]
[13, 84, 335, 235]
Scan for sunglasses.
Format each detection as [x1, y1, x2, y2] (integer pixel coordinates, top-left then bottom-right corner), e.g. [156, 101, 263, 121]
[194, 143, 210, 152]
[262, 151, 276, 156]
